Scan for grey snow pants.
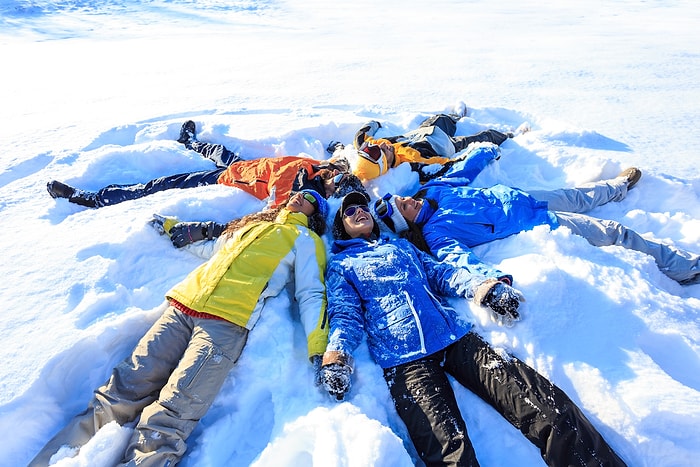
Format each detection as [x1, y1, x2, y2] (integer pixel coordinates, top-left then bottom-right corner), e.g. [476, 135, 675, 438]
[29, 306, 249, 467]
[529, 177, 699, 283]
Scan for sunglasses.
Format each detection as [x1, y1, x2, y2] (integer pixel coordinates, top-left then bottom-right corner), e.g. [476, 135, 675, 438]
[343, 204, 370, 218]
[302, 192, 318, 207]
[373, 193, 393, 219]
[332, 173, 344, 185]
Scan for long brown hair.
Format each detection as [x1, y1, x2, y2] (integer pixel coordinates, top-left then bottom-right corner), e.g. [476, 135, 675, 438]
[221, 200, 326, 239]
[399, 189, 437, 254]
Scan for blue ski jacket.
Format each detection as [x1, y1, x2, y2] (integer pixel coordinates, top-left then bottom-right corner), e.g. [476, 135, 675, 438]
[415, 162, 558, 276]
[325, 235, 484, 368]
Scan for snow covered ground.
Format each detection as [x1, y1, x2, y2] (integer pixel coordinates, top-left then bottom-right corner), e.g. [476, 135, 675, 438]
[1, 1, 699, 466]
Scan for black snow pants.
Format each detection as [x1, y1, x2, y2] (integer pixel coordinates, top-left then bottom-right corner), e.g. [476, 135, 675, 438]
[398, 114, 510, 158]
[383, 331, 627, 467]
[92, 168, 226, 206]
[188, 141, 241, 169]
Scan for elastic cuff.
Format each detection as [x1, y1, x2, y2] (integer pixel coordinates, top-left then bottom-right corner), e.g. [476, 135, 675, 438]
[474, 278, 499, 305]
[322, 350, 354, 369]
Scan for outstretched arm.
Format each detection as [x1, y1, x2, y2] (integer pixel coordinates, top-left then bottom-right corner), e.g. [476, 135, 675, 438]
[418, 144, 501, 184]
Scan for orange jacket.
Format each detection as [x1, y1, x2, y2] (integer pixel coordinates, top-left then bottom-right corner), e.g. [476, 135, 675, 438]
[216, 156, 325, 207]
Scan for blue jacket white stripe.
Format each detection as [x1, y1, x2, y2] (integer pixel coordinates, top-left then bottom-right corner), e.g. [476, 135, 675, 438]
[326, 236, 482, 369]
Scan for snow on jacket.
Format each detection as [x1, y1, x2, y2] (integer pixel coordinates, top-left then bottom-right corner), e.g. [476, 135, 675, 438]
[167, 209, 329, 358]
[216, 156, 327, 207]
[415, 174, 558, 277]
[325, 235, 487, 368]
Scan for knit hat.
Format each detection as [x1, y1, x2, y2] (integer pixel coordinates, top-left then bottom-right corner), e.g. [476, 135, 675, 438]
[371, 193, 409, 234]
[300, 189, 329, 219]
[331, 191, 380, 240]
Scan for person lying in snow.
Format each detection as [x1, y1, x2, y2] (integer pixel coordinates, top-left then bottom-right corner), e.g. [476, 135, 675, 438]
[30, 190, 329, 467]
[46, 120, 359, 209]
[317, 191, 627, 467]
[327, 112, 528, 182]
[369, 155, 700, 285]
[149, 188, 330, 253]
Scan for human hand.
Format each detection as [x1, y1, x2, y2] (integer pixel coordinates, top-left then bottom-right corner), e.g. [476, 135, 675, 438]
[149, 213, 180, 236]
[320, 350, 354, 401]
[169, 222, 208, 248]
[321, 363, 352, 401]
[476, 280, 525, 327]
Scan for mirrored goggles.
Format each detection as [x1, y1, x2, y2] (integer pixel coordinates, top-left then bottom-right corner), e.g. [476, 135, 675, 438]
[360, 143, 382, 161]
[373, 193, 394, 219]
[332, 173, 345, 185]
[302, 192, 318, 207]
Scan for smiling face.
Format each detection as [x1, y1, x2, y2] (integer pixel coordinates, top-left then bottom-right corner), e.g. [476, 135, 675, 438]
[287, 191, 316, 217]
[342, 204, 374, 238]
[393, 196, 423, 223]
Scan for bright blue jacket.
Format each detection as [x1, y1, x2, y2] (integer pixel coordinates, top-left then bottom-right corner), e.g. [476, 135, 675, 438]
[415, 163, 558, 277]
[325, 236, 482, 368]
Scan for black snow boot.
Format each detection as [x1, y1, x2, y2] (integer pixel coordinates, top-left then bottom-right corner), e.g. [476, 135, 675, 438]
[177, 120, 197, 147]
[47, 181, 100, 208]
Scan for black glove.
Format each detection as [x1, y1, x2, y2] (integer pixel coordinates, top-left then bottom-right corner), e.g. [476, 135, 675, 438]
[312, 355, 323, 387]
[475, 279, 524, 327]
[319, 350, 354, 401]
[326, 141, 344, 154]
[169, 221, 225, 248]
[321, 363, 352, 401]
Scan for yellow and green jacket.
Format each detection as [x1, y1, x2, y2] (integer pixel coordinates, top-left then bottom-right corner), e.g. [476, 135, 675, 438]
[167, 209, 328, 358]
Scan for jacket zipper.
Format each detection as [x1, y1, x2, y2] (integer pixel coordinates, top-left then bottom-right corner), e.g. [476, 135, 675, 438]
[403, 290, 426, 355]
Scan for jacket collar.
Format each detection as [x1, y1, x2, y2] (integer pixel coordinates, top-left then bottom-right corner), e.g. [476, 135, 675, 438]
[414, 200, 435, 226]
[276, 208, 309, 227]
[331, 233, 382, 254]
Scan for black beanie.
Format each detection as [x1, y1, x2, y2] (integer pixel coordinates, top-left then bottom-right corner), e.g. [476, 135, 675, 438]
[331, 191, 380, 240]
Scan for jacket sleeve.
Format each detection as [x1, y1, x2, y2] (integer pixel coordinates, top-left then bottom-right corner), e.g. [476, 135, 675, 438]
[180, 236, 227, 260]
[409, 241, 507, 300]
[353, 120, 381, 148]
[293, 231, 329, 360]
[324, 259, 366, 357]
[439, 144, 501, 183]
[426, 234, 513, 285]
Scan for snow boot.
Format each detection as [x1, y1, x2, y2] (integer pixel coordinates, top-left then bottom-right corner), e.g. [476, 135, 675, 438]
[47, 181, 100, 208]
[177, 120, 197, 147]
[617, 167, 642, 190]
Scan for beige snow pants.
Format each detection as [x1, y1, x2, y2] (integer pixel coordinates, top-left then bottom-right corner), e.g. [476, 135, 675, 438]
[29, 305, 248, 467]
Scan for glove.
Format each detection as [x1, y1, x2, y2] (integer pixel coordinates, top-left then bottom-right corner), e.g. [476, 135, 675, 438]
[320, 351, 354, 401]
[474, 279, 525, 327]
[360, 120, 382, 135]
[353, 121, 382, 148]
[149, 213, 180, 236]
[169, 221, 225, 248]
[326, 140, 344, 154]
[311, 355, 323, 387]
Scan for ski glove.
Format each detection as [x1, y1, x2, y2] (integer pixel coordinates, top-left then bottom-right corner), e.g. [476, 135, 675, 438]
[169, 221, 226, 248]
[320, 350, 354, 401]
[326, 140, 344, 154]
[311, 355, 323, 387]
[149, 213, 180, 236]
[353, 120, 382, 148]
[474, 279, 525, 327]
